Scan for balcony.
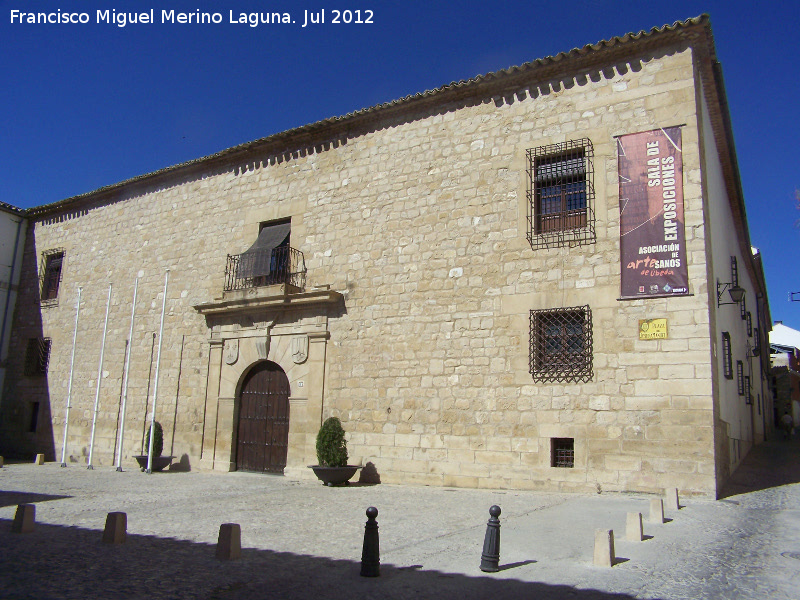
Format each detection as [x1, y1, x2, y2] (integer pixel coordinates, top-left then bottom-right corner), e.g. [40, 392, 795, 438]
[224, 246, 307, 292]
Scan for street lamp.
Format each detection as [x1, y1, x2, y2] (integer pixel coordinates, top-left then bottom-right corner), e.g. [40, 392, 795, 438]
[717, 279, 746, 307]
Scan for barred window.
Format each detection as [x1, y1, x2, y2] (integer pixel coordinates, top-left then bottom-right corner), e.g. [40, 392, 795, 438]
[746, 312, 752, 337]
[526, 139, 595, 249]
[740, 294, 747, 320]
[722, 332, 732, 379]
[24, 338, 51, 376]
[530, 306, 593, 383]
[744, 376, 751, 404]
[40, 249, 65, 305]
[736, 361, 744, 396]
[551, 438, 574, 468]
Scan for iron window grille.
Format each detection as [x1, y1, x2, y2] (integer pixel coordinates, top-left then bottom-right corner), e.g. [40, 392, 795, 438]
[731, 256, 739, 287]
[526, 139, 595, 250]
[744, 376, 752, 405]
[529, 306, 593, 383]
[754, 327, 760, 355]
[722, 332, 732, 379]
[551, 438, 575, 468]
[746, 312, 752, 336]
[24, 338, 51, 376]
[39, 249, 65, 306]
[740, 294, 747, 320]
[736, 361, 744, 396]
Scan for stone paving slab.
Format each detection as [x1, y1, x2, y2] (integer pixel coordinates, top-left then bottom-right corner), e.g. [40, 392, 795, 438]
[2, 441, 800, 599]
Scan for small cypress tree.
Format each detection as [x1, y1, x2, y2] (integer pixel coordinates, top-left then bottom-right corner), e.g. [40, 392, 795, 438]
[145, 421, 164, 458]
[316, 417, 348, 467]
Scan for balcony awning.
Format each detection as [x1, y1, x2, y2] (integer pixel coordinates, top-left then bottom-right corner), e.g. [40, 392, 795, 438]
[238, 223, 290, 278]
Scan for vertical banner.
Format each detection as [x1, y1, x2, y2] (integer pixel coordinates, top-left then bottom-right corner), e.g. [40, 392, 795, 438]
[617, 127, 689, 298]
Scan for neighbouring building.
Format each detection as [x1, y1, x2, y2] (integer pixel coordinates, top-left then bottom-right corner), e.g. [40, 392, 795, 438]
[770, 322, 800, 430]
[0, 15, 772, 497]
[0, 201, 27, 419]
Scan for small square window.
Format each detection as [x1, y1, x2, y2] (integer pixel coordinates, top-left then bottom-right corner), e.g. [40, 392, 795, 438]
[551, 438, 574, 468]
[40, 249, 65, 305]
[24, 338, 51, 376]
[530, 306, 593, 383]
[527, 139, 595, 249]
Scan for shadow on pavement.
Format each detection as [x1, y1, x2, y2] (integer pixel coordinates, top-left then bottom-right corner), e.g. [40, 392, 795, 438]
[1, 519, 637, 600]
[718, 438, 800, 499]
[0, 490, 71, 508]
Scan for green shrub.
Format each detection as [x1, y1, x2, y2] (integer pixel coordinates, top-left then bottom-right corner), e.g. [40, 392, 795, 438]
[145, 421, 164, 457]
[316, 417, 348, 467]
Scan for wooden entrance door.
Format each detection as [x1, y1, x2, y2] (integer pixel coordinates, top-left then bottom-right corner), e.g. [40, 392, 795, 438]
[236, 361, 290, 473]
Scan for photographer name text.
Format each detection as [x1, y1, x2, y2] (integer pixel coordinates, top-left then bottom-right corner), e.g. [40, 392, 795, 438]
[10, 8, 374, 28]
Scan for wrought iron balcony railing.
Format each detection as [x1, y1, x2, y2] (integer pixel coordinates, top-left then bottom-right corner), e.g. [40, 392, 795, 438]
[224, 246, 306, 292]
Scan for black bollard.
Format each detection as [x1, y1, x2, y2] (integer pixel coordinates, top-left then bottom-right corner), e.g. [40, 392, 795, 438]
[480, 505, 501, 572]
[360, 506, 380, 577]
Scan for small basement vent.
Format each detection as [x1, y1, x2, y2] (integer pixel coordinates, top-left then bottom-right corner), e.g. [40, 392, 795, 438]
[551, 438, 574, 468]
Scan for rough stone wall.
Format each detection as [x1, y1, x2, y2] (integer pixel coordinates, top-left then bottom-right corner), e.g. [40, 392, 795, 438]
[313, 45, 716, 494]
[2, 43, 724, 494]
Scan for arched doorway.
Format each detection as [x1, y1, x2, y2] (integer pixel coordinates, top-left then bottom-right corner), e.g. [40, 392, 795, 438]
[236, 361, 290, 473]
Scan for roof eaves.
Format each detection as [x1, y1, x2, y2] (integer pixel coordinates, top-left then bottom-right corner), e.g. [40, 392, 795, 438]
[0, 200, 26, 216]
[27, 14, 711, 218]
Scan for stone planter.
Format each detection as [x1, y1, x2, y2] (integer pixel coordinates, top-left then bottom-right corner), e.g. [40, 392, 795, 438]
[308, 465, 362, 486]
[133, 455, 174, 472]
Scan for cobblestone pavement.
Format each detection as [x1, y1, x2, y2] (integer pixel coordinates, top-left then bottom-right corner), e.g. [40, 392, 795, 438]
[2, 439, 800, 600]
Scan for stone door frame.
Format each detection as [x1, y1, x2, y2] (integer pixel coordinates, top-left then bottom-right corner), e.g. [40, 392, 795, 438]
[194, 286, 342, 478]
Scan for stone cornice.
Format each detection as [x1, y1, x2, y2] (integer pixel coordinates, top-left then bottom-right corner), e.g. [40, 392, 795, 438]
[194, 286, 343, 317]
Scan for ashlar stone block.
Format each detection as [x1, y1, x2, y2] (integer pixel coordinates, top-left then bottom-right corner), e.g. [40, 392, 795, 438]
[216, 523, 242, 561]
[102, 512, 127, 544]
[626, 512, 643, 542]
[12, 504, 35, 533]
[593, 529, 615, 567]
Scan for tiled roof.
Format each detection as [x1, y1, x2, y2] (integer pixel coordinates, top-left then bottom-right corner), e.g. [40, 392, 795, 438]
[0, 200, 25, 216]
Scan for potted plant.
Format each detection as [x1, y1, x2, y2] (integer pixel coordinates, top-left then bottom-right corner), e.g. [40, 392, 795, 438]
[133, 421, 174, 472]
[308, 417, 361, 486]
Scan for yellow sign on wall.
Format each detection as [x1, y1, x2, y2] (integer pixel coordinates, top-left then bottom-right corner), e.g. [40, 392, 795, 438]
[639, 318, 668, 340]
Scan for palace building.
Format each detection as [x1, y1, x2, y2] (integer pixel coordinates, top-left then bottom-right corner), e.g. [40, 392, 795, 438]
[0, 15, 772, 497]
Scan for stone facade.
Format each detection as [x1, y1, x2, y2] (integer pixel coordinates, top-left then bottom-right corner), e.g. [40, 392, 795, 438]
[0, 16, 772, 497]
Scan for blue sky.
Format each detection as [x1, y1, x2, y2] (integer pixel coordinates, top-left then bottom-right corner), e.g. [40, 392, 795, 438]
[2, 1, 799, 326]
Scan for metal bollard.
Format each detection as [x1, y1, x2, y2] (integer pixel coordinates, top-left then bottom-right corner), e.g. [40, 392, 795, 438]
[360, 507, 380, 577]
[480, 505, 501, 572]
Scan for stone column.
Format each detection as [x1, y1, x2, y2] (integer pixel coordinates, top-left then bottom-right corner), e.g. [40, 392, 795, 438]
[215, 397, 237, 472]
[199, 339, 223, 471]
[306, 331, 330, 453]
